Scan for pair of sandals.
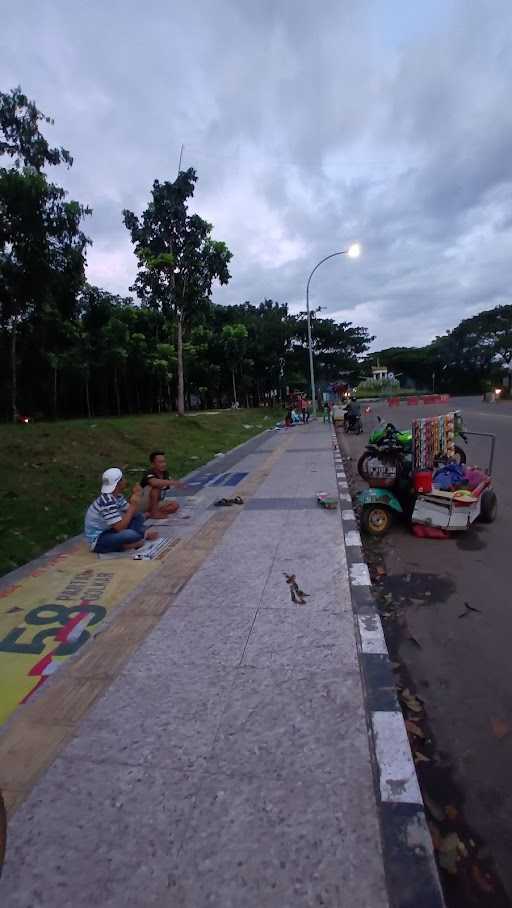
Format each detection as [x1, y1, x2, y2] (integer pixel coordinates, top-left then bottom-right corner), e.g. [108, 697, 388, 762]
[214, 496, 244, 507]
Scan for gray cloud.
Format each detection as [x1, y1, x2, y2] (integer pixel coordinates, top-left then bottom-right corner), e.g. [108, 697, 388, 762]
[2, 0, 512, 349]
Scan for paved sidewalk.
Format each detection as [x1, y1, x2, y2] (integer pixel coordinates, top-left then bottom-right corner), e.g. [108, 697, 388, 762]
[1, 421, 434, 907]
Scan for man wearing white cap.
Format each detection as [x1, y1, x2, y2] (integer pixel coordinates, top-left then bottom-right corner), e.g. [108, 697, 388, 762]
[84, 468, 158, 554]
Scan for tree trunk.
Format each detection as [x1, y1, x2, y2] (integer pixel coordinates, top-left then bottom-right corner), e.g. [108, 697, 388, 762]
[53, 366, 58, 420]
[177, 311, 185, 416]
[85, 375, 92, 418]
[232, 368, 238, 405]
[245, 394, 250, 409]
[10, 325, 17, 423]
[114, 369, 121, 416]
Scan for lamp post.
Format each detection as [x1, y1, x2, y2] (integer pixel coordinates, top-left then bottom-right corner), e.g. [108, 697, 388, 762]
[305, 243, 361, 417]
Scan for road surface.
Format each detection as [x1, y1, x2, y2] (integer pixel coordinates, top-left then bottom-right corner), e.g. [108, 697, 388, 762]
[339, 396, 512, 903]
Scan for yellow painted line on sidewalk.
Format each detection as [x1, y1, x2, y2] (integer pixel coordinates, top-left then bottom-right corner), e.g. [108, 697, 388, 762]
[0, 437, 288, 821]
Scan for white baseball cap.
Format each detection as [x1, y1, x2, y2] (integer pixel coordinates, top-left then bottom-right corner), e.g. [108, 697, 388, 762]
[101, 468, 123, 494]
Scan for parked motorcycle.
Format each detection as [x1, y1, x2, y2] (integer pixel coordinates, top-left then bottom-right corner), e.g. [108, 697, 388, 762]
[357, 418, 467, 480]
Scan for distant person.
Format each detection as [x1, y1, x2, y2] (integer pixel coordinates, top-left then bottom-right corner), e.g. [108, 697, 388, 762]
[140, 451, 182, 519]
[84, 468, 158, 554]
[323, 401, 330, 423]
[344, 395, 361, 430]
[305, 399, 311, 423]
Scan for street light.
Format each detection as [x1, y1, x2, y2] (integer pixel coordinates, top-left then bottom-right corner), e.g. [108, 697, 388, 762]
[305, 243, 362, 417]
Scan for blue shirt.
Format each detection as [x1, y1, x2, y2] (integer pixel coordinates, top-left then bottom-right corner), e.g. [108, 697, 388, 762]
[84, 493, 129, 550]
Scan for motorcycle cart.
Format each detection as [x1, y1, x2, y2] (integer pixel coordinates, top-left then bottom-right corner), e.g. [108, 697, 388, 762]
[359, 413, 497, 537]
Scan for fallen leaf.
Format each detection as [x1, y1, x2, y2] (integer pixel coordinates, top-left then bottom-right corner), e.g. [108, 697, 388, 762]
[471, 865, 495, 894]
[445, 805, 459, 821]
[458, 602, 482, 618]
[438, 832, 465, 875]
[405, 720, 425, 738]
[491, 718, 510, 740]
[401, 689, 423, 713]
[439, 850, 459, 875]
[428, 822, 443, 851]
[391, 662, 401, 671]
[414, 751, 431, 764]
[424, 793, 445, 822]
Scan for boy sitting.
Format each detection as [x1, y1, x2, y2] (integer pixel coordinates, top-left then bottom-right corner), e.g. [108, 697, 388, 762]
[140, 451, 183, 519]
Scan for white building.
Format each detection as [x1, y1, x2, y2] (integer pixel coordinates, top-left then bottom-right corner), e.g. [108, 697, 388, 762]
[371, 365, 389, 382]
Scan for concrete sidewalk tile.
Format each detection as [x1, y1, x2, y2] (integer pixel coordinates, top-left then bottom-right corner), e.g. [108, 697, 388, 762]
[63, 664, 237, 772]
[208, 667, 366, 782]
[1, 757, 195, 908]
[170, 772, 388, 908]
[259, 569, 348, 612]
[241, 607, 359, 670]
[132, 604, 258, 667]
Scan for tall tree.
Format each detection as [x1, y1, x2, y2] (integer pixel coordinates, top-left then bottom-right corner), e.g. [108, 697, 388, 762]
[123, 168, 232, 415]
[221, 323, 248, 405]
[0, 87, 90, 420]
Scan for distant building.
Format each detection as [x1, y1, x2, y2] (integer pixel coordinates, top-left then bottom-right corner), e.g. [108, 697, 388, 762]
[371, 365, 389, 382]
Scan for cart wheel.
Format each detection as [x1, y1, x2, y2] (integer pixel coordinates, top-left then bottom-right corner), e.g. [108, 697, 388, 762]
[479, 489, 497, 523]
[362, 505, 392, 536]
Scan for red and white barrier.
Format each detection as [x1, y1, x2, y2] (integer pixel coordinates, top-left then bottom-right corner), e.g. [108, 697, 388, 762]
[388, 394, 450, 408]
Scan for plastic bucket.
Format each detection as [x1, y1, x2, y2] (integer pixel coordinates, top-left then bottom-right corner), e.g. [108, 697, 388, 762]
[414, 471, 433, 493]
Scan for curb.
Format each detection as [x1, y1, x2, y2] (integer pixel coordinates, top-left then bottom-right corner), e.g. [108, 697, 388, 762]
[331, 427, 445, 908]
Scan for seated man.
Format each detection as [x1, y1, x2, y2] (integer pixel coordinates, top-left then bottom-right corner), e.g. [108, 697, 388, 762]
[84, 468, 158, 554]
[140, 451, 182, 519]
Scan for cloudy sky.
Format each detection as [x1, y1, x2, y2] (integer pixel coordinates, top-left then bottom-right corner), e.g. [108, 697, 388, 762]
[2, 0, 512, 349]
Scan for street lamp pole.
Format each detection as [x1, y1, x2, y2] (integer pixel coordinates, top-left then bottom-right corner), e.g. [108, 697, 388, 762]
[305, 244, 361, 418]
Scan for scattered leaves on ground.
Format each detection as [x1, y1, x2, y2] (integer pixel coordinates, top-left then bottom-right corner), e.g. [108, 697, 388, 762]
[414, 751, 430, 764]
[471, 864, 495, 894]
[438, 832, 467, 875]
[491, 718, 510, 740]
[405, 720, 425, 739]
[424, 793, 445, 822]
[401, 688, 423, 713]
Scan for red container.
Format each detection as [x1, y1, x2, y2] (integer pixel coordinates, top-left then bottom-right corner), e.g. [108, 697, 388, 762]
[414, 471, 433, 493]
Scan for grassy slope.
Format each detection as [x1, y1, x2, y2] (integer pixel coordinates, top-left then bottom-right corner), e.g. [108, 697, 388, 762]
[0, 409, 281, 577]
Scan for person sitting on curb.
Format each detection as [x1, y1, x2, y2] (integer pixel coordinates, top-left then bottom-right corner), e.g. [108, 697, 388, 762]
[84, 468, 158, 554]
[140, 451, 183, 519]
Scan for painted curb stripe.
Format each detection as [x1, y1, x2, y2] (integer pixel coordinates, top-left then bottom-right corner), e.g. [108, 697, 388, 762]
[372, 712, 423, 804]
[344, 529, 362, 547]
[358, 613, 388, 654]
[332, 426, 445, 908]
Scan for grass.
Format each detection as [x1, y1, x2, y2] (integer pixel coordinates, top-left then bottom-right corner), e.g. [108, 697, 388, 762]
[0, 408, 282, 578]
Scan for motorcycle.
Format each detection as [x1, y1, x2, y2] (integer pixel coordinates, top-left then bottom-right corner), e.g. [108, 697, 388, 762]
[357, 416, 467, 480]
[344, 410, 363, 434]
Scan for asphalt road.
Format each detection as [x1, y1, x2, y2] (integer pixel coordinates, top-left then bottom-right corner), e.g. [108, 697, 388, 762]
[339, 396, 512, 902]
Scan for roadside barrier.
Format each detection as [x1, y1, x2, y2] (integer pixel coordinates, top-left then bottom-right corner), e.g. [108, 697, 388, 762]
[388, 394, 450, 407]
